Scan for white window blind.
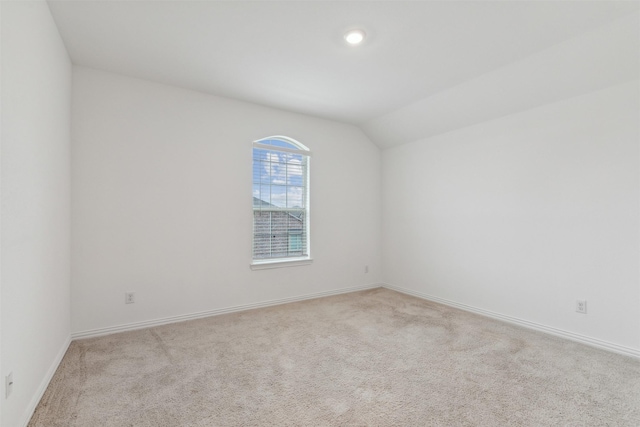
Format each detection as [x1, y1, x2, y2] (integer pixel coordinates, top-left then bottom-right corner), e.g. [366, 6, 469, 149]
[252, 137, 310, 262]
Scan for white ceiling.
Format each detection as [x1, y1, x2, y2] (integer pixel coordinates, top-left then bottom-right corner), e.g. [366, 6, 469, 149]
[48, 1, 639, 148]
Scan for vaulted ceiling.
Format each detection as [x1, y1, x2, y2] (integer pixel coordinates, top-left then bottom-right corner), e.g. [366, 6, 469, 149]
[48, 1, 639, 148]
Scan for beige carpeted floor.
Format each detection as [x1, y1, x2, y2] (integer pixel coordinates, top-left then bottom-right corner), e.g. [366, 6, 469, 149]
[29, 288, 640, 426]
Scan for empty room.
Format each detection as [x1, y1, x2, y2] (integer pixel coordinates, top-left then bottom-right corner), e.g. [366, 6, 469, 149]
[1, 1, 639, 426]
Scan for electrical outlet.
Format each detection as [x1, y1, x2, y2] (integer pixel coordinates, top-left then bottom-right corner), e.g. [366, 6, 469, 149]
[125, 292, 135, 304]
[364, 265, 369, 274]
[576, 300, 587, 314]
[6, 372, 13, 398]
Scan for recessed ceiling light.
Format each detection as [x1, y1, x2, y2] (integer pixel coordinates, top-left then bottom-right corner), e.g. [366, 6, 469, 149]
[344, 29, 366, 46]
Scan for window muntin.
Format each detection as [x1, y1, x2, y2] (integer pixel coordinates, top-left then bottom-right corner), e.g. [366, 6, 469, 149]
[252, 136, 310, 263]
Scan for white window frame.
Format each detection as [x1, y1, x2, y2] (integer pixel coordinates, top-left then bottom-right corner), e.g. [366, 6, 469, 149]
[251, 136, 312, 270]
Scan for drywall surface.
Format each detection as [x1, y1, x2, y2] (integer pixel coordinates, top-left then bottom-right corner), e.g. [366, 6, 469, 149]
[364, 9, 639, 149]
[382, 81, 640, 351]
[71, 67, 382, 334]
[1, 2, 72, 426]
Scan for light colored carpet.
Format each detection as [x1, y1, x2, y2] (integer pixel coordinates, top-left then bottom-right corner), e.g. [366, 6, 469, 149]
[29, 288, 640, 426]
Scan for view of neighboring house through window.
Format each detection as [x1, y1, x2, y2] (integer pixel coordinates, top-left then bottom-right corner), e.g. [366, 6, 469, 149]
[252, 136, 310, 263]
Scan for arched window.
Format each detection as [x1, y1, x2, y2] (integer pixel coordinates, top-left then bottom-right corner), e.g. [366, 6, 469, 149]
[251, 136, 311, 266]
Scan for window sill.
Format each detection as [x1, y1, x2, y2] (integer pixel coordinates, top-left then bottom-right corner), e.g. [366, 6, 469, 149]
[250, 257, 313, 270]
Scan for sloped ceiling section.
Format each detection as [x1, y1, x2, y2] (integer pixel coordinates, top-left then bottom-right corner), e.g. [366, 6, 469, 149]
[47, 1, 639, 149]
[363, 11, 640, 148]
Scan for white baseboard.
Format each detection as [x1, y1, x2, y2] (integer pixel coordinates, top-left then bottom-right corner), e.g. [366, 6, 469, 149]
[382, 283, 640, 359]
[21, 282, 638, 427]
[21, 335, 72, 427]
[72, 283, 383, 340]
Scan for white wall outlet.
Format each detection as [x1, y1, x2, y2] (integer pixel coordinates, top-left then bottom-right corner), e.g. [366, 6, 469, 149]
[364, 265, 369, 274]
[576, 300, 587, 314]
[125, 292, 135, 304]
[5, 372, 13, 398]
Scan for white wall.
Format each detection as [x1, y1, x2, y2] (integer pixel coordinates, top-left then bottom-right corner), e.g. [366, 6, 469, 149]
[382, 80, 640, 353]
[71, 67, 382, 334]
[1, 2, 72, 426]
[364, 11, 639, 149]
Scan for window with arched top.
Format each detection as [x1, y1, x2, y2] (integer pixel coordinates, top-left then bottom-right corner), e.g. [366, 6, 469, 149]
[251, 136, 311, 267]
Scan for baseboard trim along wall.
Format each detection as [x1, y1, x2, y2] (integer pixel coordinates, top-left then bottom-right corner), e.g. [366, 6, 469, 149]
[23, 282, 638, 426]
[382, 283, 640, 359]
[72, 282, 640, 358]
[71, 283, 383, 340]
[21, 335, 72, 427]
